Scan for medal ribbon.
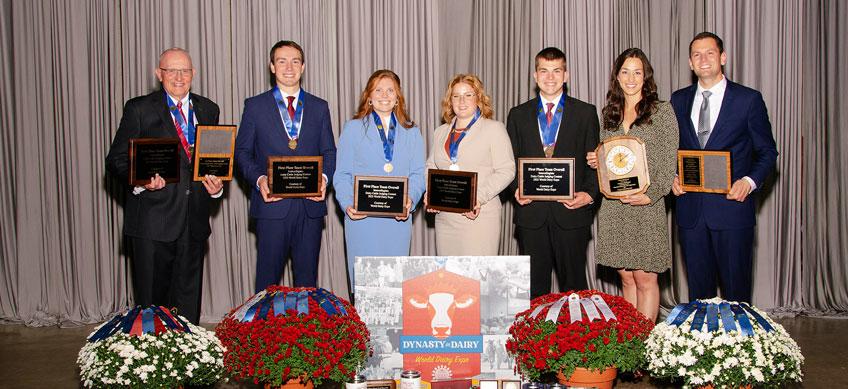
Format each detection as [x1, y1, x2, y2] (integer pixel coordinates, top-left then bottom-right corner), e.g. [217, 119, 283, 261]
[272, 87, 305, 141]
[166, 95, 195, 159]
[536, 94, 566, 149]
[448, 109, 481, 164]
[372, 111, 397, 164]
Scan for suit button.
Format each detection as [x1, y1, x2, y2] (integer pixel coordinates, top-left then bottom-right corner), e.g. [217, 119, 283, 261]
[186, 190, 191, 195]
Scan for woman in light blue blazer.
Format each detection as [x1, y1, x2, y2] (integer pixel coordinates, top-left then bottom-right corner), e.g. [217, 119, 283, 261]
[333, 69, 426, 289]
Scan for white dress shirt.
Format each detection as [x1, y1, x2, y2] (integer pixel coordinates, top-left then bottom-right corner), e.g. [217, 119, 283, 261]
[538, 93, 563, 145]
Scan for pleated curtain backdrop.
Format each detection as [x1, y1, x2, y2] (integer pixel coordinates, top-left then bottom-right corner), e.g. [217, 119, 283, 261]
[0, 0, 845, 326]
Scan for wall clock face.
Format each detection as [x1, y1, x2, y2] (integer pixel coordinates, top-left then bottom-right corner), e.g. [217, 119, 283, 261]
[605, 145, 636, 175]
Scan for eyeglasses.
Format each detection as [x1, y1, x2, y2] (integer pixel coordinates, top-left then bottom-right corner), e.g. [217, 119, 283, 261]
[451, 92, 476, 101]
[159, 68, 193, 77]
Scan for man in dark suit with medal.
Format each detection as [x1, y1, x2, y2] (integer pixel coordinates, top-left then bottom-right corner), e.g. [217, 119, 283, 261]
[106, 48, 222, 324]
[506, 47, 601, 299]
[671, 32, 778, 303]
[235, 40, 336, 292]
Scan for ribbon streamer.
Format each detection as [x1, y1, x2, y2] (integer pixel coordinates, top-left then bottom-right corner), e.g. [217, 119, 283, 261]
[665, 301, 774, 337]
[580, 298, 601, 321]
[87, 305, 191, 342]
[592, 295, 617, 321]
[567, 294, 582, 323]
[545, 295, 570, 322]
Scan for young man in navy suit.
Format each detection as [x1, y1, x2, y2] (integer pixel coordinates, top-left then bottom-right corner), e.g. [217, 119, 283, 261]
[670, 32, 778, 303]
[235, 40, 336, 292]
[106, 48, 223, 324]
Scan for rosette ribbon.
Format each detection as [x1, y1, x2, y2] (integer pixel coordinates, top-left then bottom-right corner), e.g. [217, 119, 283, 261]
[665, 300, 774, 336]
[87, 305, 191, 342]
[228, 288, 350, 323]
[529, 293, 617, 322]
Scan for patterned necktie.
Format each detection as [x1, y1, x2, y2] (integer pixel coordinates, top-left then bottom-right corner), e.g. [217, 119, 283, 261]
[286, 96, 296, 120]
[698, 90, 712, 148]
[546, 102, 554, 125]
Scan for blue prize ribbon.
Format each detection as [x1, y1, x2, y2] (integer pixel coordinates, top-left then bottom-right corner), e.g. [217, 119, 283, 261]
[706, 303, 720, 332]
[741, 303, 774, 333]
[691, 302, 707, 332]
[670, 301, 699, 327]
[273, 292, 286, 316]
[731, 304, 755, 336]
[242, 299, 261, 322]
[448, 109, 481, 164]
[88, 313, 126, 342]
[256, 294, 274, 320]
[284, 291, 298, 313]
[272, 87, 305, 141]
[166, 95, 196, 145]
[313, 289, 339, 316]
[121, 307, 142, 334]
[153, 306, 180, 331]
[665, 303, 686, 324]
[719, 302, 737, 332]
[371, 111, 397, 165]
[296, 290, 310, 315]
[325, 291, 348, 316]
[536, 93, 566, 149]
[141, 308, 155, 334]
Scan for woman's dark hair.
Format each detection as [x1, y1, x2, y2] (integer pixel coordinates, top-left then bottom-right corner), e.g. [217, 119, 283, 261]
[601, 48, 659, 130]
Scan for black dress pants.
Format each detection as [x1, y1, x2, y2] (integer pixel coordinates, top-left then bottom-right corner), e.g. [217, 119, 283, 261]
[519, 223, 591, 299]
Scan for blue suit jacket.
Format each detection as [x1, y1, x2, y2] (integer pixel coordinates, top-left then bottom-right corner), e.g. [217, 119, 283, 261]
[670, 80, 778, 229]
[235, 89, 336, 219]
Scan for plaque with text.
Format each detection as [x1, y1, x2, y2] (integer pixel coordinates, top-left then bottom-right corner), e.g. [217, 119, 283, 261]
[193, 125, 236, 181]
[426, 169, 477, 213]
[518, 158, 574, 200]
[595, 135, 651, 198]
[268, 156, 323, 198]
[129, 138, 180, 186]
[678, 150, 732, 193]
[354, 176, 408, 217]
[366, 380, 396, 389]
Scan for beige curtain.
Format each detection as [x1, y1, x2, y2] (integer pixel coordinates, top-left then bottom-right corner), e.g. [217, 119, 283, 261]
[1, 0, 844, 326]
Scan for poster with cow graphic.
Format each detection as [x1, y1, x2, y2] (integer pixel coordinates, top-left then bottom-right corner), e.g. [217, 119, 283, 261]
[354, 256, 530, 382]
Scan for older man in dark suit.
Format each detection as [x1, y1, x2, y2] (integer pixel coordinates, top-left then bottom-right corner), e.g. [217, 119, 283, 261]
[235, 40, 336, 292]
[506, 47, 600, 299]
[106, 47, 222, 324]
[671, 32, 779, 303]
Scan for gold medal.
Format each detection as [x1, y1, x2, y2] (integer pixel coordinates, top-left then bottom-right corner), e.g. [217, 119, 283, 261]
[288, 138, 298, 150]
[544, 145, 554, 158]
[383, 163, 394, 173]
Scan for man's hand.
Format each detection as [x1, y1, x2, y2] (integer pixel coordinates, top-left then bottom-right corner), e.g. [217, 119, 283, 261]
[620, 193, 650, 206]
[258, 176, 282, 203]
[395, 198, 413, 221]
[306, 177, 327, 202]
[346, 206, 367, 220]
[144, 174, 166, 191]
[726, 178, 752, 202]
[514, 188, 532, 205]
[560, 191, 593, 209]
[671, 175, 686, 196]
[586, 151, 598, 169]
[202, 175, 223, 195]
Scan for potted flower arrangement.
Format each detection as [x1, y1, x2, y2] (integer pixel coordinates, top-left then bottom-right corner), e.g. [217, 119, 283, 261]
[506, 290, 654, 389]
[77, 305, 225, 388]
[645, 297, 804, 388]
[215, 286, 370, 388]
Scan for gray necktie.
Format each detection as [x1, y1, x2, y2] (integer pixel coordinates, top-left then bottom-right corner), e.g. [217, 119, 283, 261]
[698, 90, 712, 148]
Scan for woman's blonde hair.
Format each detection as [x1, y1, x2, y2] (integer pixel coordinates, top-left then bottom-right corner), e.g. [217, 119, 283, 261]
[440, 74, 494, 124]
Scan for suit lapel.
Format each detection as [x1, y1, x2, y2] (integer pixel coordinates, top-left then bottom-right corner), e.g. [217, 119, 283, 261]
[552, 97, 575, 156]
[705, 81, 735, 149]
[156, 91, 179, 138]
[680, 85, 700, 148]
[263, 90, 289, 141]
[524, 97, 545, 156]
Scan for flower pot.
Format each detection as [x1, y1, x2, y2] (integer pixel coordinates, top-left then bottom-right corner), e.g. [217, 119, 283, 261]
[697, 385, 752, 389]
[556, 366, 618, 389]
[265, 378, 315, 389]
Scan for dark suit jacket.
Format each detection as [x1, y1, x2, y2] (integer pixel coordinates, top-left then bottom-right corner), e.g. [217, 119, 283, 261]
[670, 80, 778, 229]
[234, 89, 336, 219]
[506, 95, 600, 230]
[106, 90, 221, 242]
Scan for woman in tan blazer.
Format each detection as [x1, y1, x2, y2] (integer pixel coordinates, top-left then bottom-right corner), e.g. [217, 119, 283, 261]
[425, 74, 515, 255]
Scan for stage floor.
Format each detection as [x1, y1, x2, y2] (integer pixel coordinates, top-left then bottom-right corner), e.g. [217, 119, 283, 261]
[0, 317, 844, 388]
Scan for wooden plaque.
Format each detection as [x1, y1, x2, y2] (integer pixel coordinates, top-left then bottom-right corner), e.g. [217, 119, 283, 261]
[128, 137, 180, 186]
[426, 169, 478, 213]
[678, 150, 732, 193]
[193, 125, 236, 181]
[354, 175, 409, 217]
[366, 380, 396, 389]
[267, 156, 324, 198]
[595, 135, 651, 199]
[518, 158, 575, 200]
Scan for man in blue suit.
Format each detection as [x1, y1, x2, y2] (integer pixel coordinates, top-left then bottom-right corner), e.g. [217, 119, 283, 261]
[235, 40, 336, 292]
[671, 32, 778, 303]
